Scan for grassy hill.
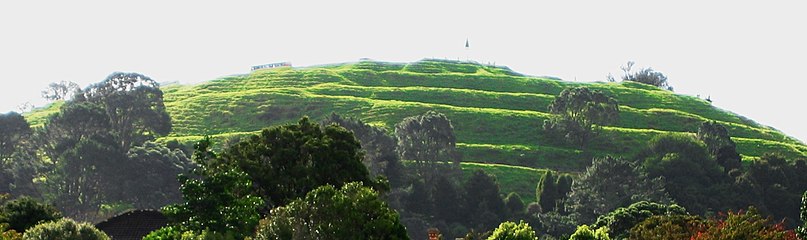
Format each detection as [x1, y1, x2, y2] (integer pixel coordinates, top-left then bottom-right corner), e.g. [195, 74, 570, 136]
[24, 59, 807, 199]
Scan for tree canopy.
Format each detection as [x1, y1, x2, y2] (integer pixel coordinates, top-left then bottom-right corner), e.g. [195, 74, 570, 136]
[219, 117, 373, 208]
[486, 221, 537, 240]
[395, 110, 462, 184]
[544, 87, 618, 147]
[253, 182, 408, 240]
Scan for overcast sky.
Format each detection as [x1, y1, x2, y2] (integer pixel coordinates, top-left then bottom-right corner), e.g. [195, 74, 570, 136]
[1, 1, 805, 142]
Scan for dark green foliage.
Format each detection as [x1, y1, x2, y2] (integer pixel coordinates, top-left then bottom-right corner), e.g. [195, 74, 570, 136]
[124, 141, 193, 209]
[629, 214, 703, 240]
[0, 196, 62, 232]
[698, 121, 741, 171]
[536, 171, 559, 212]
[746, 153, 807, 225]
[395, 111, 462, 184]
[433, 175, 463, 223]
[0, 112, 39, 197]
[487, 221, 537, 240]
[544, 87, 619, 147]
[322, 113, 406, 187]
[22, 218, 109, 240]
[566, 156, 670, 223]
[505, 192, 526, 217]
[639, 135, 728, 215]
[47, 133, 126, 221]
[78, 72, 171, 150]
[252, 182, 408, 240]
[0, 112, 30, 159]
[160, 138, 263, 239]
[464, 170, 506, 231]
[798, 191, 807, 239]
[528, 211, 578, 238]
[219, 117, 372, 207]
[592, 201, 687, 239]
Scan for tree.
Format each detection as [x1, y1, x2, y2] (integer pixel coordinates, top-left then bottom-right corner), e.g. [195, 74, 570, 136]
[639, 134, 729, 215]
[0, 112, 39, 197]
[629, 214, 703, 240]
[160, 139, 263, 239]
[433, 174, 464, 223]
[123, 141, 193, 209]
[505, 192, 526, 217]
[537, 171, 562, 213]
[544, 87, 619, 147]
[22, 218, 110, 240]
[697, 121, 741, 171]
[322, 113, 406, 187]
[691, 207, 798, 240]
[566, 156, 670, 223]
[487, 221, 537, 240]
[46, 133, 126, 221]
[620, 61, 672, 90]
[591, 201, 687, 239]
[395, 111, 461, 185]
[252, 182, 408, 240]
[464, 170, 507, 231]
[747, 153, 805, 225]
[0, 196, 62, 232]
[798, 191, 807, 239]
[569, 225, 610, 240]
[77, 72, 171, 150]
[41, 81, 80, 101]
[219, 117, 373, 208]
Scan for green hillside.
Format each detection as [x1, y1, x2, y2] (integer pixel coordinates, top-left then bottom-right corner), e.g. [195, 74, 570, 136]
[24, 59, 807, 199]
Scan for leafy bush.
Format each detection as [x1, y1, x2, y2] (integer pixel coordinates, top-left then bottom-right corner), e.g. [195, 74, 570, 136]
[692, 207, 797, 240]
[591, 201, 686, 239]
[487, 221, 537, 240]
[0, 196, 62, 232]
[22, 218, 109, 240]
[568, 225, 609, 240]
[629, 214, 703, 240]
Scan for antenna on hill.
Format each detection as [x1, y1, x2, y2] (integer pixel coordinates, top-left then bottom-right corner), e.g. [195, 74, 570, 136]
[465, 38, 470, 49]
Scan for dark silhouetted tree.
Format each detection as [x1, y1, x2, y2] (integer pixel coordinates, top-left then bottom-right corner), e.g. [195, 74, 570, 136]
[620, 61, 672, 90]
[0, 196, 62, 233]
[697, 121, 741, 171]
[566, 156, 670, 223]
[322, 113, 406, 188]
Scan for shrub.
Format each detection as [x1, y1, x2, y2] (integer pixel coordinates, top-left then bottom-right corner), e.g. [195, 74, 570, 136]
[487, 221, 538, 240]
[0, 196, 62, 232]
[22, 218, 109, 240]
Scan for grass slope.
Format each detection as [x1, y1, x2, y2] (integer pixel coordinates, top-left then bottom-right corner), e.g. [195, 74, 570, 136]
[23, 59, 807, 199]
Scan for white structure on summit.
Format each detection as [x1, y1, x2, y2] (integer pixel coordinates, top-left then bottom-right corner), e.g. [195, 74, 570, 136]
[251, 62, 292, 71]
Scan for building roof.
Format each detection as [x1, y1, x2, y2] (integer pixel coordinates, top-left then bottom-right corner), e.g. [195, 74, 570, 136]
[95, 209, 168, 240]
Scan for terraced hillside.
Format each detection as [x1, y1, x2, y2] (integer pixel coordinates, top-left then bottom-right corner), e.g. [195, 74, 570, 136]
[28, 59, 804, 168]
[142, 60, 804, 168]
[24, 59, 807, 200]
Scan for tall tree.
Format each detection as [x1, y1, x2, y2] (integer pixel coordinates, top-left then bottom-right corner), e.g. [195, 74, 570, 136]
[219, 117, 373, 208]
[536, 171, 559, 213]
[639, 135, 730, 215]
[697, 121, 741, 171]
[78, 72, 171, 150]
[464, 170, 506, 231]
[0, 112, 39, 197]
[252, 182, 409, 240]
[159, 138, 263, 239]
[395, 111, 461, 185]
[544, 87, 619, 147]
[322, 113, 406, 187]
[566, 156, 670, 223]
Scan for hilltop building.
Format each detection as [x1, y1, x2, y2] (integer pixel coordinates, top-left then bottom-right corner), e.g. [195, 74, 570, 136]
[251, 62, 292, 71]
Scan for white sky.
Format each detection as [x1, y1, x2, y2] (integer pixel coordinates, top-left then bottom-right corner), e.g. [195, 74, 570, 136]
[1, 1, 805, 142]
